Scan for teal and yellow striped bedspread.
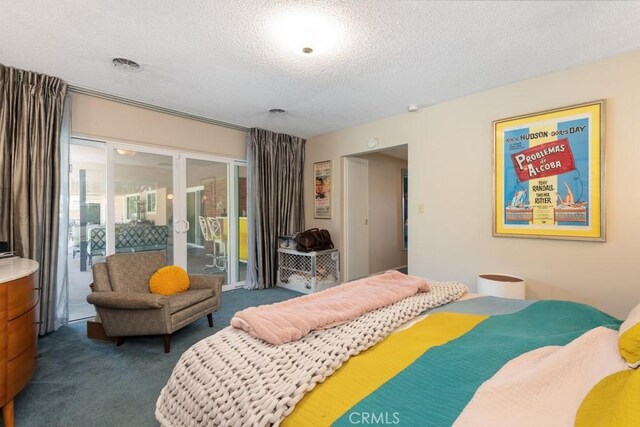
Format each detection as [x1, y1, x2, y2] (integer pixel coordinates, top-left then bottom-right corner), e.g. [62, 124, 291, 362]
[284, 297, 639, 426]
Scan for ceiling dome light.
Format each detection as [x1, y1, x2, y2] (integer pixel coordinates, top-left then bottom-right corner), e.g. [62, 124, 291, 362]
[112, 57, 142, 72]
[271, 10, 343, 56]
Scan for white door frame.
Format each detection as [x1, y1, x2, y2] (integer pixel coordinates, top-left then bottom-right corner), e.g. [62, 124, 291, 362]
[177, 153, 239, 289]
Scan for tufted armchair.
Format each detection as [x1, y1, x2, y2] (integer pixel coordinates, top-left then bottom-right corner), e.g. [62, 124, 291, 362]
[86, 251, 223, 353]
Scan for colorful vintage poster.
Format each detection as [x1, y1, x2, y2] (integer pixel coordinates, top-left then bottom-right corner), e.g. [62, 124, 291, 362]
[314, 160, 331, 219]
[494, 101, 604, 240]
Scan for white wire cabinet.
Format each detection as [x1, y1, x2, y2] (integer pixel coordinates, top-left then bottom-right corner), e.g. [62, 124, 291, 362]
[276, 248, 340, 294]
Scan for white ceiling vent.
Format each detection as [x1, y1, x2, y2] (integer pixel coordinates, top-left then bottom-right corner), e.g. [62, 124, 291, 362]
[112, 57, 142, 72]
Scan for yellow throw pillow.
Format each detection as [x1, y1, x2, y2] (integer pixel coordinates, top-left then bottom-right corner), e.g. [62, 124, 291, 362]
[575, 369, 640, 426]
[149, 266, 190, 296]
[619, 302, 640, 368]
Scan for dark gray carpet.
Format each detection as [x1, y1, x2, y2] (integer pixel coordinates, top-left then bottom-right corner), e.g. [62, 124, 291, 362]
[13, 287, 301, 427]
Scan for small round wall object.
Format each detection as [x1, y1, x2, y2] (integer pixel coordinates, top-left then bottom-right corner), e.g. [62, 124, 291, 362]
[367, 138, 378, 148]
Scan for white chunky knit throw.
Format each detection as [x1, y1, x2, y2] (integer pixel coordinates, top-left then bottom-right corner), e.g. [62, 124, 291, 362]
[156, 282, 467, 426]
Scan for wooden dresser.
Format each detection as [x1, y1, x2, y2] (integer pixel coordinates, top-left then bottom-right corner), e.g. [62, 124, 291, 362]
[0, 258, 39, 427]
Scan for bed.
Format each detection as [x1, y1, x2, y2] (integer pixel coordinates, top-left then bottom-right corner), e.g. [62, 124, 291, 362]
[156, 272, 640, 426]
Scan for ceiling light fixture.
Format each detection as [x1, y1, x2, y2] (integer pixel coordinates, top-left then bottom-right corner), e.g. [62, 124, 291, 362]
[272, 9, 343, 56]
[112, 57, 142, 72]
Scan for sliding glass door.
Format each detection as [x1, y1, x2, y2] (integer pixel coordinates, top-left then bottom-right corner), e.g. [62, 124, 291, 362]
[65, 138, 246, 321]
[183, 158, 229, 284]
[177, 157, 247, 289]
[236, 164, 248, 283]
[68, 140, 106, 320]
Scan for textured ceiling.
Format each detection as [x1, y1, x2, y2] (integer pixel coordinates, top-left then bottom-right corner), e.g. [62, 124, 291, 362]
[1, 1, 640, 138]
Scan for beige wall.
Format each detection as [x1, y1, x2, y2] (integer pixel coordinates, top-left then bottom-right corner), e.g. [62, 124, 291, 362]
[306, 113, 421, 280]
[306, 50, 640, 319]
[71, 93, 247, 158]
[356, 153, 408, 273]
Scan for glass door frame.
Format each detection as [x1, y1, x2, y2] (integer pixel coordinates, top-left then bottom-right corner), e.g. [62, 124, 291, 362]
[185, 185, 205, 247]
[67, 137, 108, 321]
[175, 153, 245, 290]
[72, 135, 246, 290]
[234, 161, 248, 285]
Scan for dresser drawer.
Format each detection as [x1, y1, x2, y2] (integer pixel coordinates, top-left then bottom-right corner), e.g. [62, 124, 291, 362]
[8, 272, 38, 320]
[8, 306, 38, 360]
[7, 341, 37, 400]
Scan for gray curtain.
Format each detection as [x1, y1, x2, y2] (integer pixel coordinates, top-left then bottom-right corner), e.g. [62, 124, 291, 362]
[246, 128, 305, 289]
[0, 64, 68, 335]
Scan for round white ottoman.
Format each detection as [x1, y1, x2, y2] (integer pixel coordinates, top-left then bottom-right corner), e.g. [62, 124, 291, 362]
[477, 273, 525, 299]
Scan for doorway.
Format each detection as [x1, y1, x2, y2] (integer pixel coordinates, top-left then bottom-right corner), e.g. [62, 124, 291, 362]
[343, 145, 408, 280]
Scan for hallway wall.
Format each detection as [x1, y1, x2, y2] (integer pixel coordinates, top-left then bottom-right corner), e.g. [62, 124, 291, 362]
[357, 152, 408, 273]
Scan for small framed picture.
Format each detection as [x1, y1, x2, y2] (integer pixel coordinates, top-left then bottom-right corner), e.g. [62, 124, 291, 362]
[314, 161, 331, 219]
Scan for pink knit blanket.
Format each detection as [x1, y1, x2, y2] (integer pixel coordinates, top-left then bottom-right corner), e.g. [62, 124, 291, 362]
[231, 270, 430, 345]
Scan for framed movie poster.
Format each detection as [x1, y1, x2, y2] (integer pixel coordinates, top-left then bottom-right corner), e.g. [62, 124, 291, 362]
[493, 100, 605, 241]
[314, 160, 331, 219]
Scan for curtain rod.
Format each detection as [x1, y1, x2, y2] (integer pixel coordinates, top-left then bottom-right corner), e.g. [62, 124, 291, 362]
[68, 85, 250, 133]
